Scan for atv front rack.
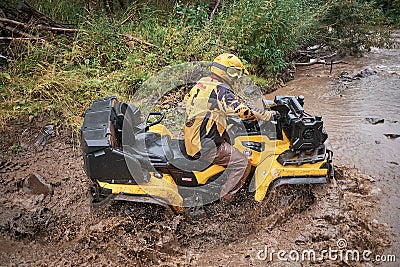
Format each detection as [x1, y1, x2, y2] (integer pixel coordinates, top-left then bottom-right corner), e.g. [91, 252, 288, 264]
[277, 144, 327, 166]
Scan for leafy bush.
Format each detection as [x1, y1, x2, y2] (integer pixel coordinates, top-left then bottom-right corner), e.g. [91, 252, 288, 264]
[0, 0, 394, 127]
[212, 0, 323, 74]
[317, 0, 391, 55]
[370, 0, 400, 25]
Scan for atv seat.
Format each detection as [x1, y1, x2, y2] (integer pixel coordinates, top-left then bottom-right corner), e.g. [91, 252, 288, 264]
[131, 133, 211, 171]
[133, 132, 174, 165]
[170, 139, 212, 171]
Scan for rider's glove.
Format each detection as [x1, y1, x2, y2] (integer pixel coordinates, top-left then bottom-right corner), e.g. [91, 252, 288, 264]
[270, 110, 280, 121]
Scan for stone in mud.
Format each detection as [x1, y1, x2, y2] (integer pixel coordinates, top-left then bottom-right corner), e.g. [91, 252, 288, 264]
[32, 124, 55, 151]
[384, 133, 400, 139]
[370, 188, 381, 196]
[354, 67, 377, 78]
[33, 194, 46, 205]
[338, 71, 354, 82]
[365, 117, 384, 125]
[22, 173, 53, 195]
[294, 234, 307, 245]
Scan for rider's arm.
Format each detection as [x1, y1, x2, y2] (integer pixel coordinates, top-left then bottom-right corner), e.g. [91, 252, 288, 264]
[217, 85, 272, 121]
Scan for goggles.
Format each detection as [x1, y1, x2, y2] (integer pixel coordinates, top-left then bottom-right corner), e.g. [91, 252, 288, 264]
[226, 66, 244, 78]
[212, 62, 246, 79]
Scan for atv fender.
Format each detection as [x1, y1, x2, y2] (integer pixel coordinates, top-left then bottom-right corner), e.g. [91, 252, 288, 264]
[254, 155, 276, 202]
[254, 154, 331, 202]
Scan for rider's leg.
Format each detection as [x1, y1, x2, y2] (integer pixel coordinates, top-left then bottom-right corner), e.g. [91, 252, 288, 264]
[203, 141, 251, 203]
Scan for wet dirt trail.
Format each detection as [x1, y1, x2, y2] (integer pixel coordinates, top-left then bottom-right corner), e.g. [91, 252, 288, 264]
[0, 48, 398, 266]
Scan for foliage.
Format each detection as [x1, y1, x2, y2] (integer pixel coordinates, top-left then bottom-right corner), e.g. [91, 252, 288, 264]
[317, 0, 392, 55]
[368, 0, 400, 25]
[213, 0, 324, 75]
[0, 0, 394, 129]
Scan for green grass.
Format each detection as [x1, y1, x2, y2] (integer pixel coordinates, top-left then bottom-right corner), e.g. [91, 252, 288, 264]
[0, 0, 392, 130]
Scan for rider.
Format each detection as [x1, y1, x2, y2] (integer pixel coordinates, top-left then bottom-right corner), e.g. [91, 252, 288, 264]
[184, 53, 278, 203]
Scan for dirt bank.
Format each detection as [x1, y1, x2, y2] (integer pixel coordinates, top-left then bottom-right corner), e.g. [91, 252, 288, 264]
[0, 116, 393, 266]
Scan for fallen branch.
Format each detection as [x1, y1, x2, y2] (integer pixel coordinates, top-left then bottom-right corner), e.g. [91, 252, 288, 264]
[320, 52, 338, 60]
[295, 59, 347, 66]
[0, 17, 78, 33]
[295, 58, 326, 66]
[35, 24, 77, 33]
[119, 13, 135, 26]
[17, 1, 66, 28]
[0, 22, 40, 40]
[0, 36, 46, 42]
[209, 0, 221, 21]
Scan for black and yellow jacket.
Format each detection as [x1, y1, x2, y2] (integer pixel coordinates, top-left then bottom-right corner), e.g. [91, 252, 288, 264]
[184, 76, 271, 157]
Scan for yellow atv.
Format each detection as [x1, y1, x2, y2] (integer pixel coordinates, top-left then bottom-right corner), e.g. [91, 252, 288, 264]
[81, 95, 333, 213]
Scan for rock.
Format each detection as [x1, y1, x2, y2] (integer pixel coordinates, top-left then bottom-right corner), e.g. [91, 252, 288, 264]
[22, 173, 53, 195]
[384, 133, 400, 139]
[294, 234, 307, 245]
[367, 176, 376, 182]
[32, 124, 55, 150]
[43, 124, 55, 135]
[338, 71, 354, 82]
[354, 67, 377, 78]
[244, 85, 258, 95]
[89, 221, 105, 232]
[370, 188, 381, 196]
[33, 194, 46, 205]
[307, 44, 321, 50]
[365, 117, 384, 125]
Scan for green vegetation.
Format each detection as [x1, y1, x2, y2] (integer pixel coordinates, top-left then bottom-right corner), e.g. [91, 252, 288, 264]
[0, 0, 395, 128]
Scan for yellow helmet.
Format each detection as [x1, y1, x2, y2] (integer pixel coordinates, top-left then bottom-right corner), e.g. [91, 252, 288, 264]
[211, 53, 249, 85]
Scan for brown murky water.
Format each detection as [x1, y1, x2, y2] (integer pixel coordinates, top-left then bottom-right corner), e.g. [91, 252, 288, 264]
[271, 46, 400, 262]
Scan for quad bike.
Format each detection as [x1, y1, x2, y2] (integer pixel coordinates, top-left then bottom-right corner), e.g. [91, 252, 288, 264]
[81, 95, 333, 213]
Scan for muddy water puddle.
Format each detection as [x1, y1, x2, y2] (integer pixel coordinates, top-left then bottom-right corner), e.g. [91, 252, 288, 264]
[271, 49, 400, 177]
[270, 47, 400, 264]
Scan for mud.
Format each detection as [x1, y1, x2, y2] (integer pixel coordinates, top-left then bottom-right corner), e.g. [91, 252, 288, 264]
[0, 115, 393, 266]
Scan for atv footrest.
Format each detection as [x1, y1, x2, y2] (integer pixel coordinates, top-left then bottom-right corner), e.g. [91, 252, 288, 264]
[114, 194, 175, 214]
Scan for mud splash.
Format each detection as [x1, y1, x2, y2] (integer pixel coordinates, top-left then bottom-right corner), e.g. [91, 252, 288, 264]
[0, 117, 392, 266]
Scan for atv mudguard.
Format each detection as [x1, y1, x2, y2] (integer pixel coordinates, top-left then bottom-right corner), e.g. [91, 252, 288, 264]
[254, 150, 333, 202]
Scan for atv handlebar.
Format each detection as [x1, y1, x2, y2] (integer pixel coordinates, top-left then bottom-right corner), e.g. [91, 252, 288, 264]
[145, 112, 165, 129]
[227, 96, 328, 152]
